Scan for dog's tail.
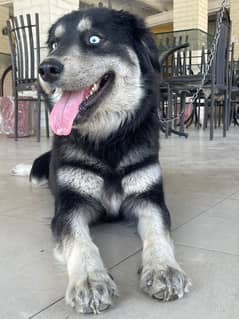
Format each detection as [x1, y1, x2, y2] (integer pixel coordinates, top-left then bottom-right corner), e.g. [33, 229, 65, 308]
[11, 151, 51, 186]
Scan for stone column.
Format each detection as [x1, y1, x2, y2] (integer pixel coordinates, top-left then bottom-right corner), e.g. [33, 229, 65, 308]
[231, 0, 239, 59]
[173, 0, 208, 32]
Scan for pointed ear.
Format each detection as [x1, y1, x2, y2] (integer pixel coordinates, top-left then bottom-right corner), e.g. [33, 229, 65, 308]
[131, 16, 160, 73]
[140, 32, 161, 72]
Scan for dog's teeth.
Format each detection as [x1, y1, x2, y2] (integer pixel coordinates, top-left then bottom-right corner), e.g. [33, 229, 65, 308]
[94, 82, 100, 91]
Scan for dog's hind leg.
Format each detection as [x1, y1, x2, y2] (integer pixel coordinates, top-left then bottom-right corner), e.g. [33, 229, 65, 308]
[11, 151, 50, 187]
[52, 192, 118, 314]
[30, 151, 51, 186]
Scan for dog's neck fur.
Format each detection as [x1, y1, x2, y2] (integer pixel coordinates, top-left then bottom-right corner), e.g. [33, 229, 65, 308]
[53, 92, 159, 170]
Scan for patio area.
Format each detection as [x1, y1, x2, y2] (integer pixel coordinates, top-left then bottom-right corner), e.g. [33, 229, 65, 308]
[1, 127, 239, 319]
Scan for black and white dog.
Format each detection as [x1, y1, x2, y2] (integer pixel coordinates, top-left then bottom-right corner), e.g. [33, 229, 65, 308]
[29, 7, 191, 314]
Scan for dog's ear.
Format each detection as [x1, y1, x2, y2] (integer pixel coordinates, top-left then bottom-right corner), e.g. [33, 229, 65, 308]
[131, 16, 160, 73]
[139, 32, 161, 73]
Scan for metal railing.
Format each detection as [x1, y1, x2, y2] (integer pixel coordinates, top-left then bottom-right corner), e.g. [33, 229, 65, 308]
[155, 28, 214, 55]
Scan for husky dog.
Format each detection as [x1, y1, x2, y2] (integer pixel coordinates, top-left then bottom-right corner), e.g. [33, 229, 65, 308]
[31, 7, 191, 314]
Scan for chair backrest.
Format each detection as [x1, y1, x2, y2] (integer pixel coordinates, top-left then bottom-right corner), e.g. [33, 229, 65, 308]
[6, 13, 40, 88]
[213, 8, 231, 86]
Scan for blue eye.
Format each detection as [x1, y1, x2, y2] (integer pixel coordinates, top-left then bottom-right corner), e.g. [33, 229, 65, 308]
[89, 35, 101, 45]
[51, 42, 58, 50]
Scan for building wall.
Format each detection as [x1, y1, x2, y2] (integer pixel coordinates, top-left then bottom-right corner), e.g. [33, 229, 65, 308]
[0, 5, 12, 96]
[150, 23, 173, 34]
[13, 0, 79, 59]
[173, 0, 208, 32]
[0, 5, 10, 54]
[231, 0, 239, 59]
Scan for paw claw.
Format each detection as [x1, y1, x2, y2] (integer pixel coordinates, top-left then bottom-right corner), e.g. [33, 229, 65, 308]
[141, 265, 191, 302]
[66, 272, 118, 314]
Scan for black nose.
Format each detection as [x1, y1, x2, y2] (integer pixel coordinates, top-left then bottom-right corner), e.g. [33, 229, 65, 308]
[39, 60, 63, 83]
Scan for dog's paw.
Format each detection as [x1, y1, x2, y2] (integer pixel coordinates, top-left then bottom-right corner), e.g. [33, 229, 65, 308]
[11, 163, 32, 176]
[140, 264, 192, 301]
[65, 271, 118, 314]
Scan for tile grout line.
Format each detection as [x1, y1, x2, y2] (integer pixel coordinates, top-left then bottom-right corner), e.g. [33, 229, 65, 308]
[28, 249, 142, 318]
[172, 191, 237, 233]
[176, 242, 239, 257]
[109, 248, 142, 270]
[26, 192, 239, 318]
[28, 297, 64, 319]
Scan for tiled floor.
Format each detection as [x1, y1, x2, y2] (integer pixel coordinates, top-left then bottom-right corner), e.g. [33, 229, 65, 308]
[1, 128, 239, 319]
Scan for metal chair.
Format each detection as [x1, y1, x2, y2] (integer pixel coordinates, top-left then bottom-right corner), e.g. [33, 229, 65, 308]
[6, 13, 49, 141]
[159, 42, 204, 138]
[158, 8, 232, 140]
[229, 55, 239, 126]
[202, 8, 231, 139]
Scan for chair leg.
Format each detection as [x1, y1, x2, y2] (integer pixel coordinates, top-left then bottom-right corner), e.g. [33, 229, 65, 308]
[14, 91, 18, 141]
[210, 92, 215, 140]
[203, 98, 208, 130]
[44, 102, 50, 138]
[226, 90, 231, 131]
[36, 95, 41, 142]
[223, 91, 227, 137]
[197, 98, 201, 128]
[218, 103, 222, 128]
[179, 92, 186, 134]
[165, 85, 171, 138]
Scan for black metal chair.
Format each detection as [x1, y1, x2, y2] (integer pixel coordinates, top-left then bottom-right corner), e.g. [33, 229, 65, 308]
[6, 13, 49, 141]
[229, 55, 239, 126]
[202, 8, 231, 139]
[158, 8, 232, 140]
[158, 43, 199, 138]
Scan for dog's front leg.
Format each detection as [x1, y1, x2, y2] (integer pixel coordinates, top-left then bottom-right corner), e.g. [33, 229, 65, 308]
[52, 194, 118, 314]
[137, 201, 191, 301]
[122, 164, 191, 301]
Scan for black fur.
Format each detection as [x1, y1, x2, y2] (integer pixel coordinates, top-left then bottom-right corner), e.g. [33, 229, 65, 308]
[32, 7, 170, 241]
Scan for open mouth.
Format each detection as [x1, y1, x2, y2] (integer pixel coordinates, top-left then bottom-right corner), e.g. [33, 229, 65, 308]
[79, 72, 114, 115]
[49, 72, 114, 136]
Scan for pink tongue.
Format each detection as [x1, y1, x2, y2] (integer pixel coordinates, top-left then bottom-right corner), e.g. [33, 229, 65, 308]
[50, 90, 88, 136]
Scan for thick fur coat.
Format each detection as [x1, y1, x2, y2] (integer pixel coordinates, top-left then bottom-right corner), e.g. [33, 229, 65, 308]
[30, 8, 191, 314]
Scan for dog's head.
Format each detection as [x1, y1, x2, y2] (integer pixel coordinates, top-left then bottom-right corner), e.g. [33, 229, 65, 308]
[39, 8, 160, 139]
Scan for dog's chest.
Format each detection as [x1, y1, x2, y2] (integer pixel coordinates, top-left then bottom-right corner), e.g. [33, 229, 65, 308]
[57, 165, 124, 216]
[102, 189, 123, 216]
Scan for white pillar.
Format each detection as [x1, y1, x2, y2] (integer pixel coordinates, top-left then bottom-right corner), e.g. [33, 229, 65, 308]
[173, 0, 208, 32]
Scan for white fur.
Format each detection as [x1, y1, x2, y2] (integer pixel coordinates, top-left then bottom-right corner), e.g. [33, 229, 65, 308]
[137, 202, 181, 270]
[102, 192, 123, 216]
[77, 18, 92, 32]
[49, 87, 63, 104]
[42, 46, 144, 141]
[39, 75, 62, 102]
[118, 147, 156, 169]
[55, 24, 65, 38]
[122, 163, 161, 196]
[59, 215, 109, 309]
[55, 215, 104, 271]
[30, 176, 48, 187]
[11, 164, 31, 176]
[61, 146, 106, 171]
[77, 48, 144, 140]
[57, 167, 103, 199]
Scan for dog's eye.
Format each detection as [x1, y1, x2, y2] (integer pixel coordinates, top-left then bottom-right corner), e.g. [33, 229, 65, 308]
[51, 42, 58, 50]
[89, 35, 101, 45]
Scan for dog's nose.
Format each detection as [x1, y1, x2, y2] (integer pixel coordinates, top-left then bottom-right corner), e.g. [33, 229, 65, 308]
[39, 60, 63, 83]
